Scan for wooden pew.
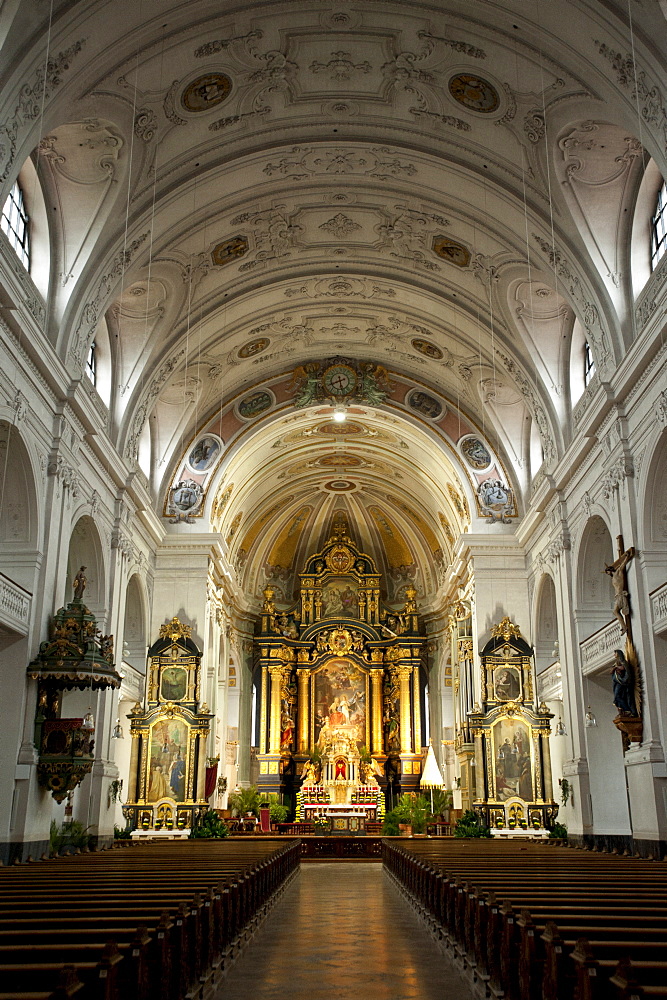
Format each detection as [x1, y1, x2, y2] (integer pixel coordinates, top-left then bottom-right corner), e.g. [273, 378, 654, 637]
[0, 840, 300, 1000]
[383, 839, 667, 1000]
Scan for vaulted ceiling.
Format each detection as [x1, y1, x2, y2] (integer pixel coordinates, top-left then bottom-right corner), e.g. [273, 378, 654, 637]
[2, 0, 664, 612]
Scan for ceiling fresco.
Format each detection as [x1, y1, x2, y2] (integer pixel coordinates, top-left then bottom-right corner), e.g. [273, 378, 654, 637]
[3, 0, 662, 614]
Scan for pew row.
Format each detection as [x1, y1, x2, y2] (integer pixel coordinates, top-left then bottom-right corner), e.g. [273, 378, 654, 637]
[382, 839, 667, 1000]
[0, 839, 300, 1000]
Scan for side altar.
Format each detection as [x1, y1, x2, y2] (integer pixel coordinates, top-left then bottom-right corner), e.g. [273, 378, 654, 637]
[122, 617, 213, 831]
[464, 617, 558, 834]
[256, 516, 425, 821]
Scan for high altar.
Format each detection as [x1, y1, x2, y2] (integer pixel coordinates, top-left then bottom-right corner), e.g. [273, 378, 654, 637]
[256, 515, 425, 825]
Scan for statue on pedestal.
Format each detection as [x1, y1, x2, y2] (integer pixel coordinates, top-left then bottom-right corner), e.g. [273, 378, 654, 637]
[611, 649, 636, 716]
[73, 566, 87, 600]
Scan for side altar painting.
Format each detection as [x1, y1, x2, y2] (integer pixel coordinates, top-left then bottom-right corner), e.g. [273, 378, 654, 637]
[255, 515, 425, 826]
[122, 617, 213, 831]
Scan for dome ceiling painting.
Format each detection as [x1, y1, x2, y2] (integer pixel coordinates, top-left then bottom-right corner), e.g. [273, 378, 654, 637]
[4, 0, 663, 613]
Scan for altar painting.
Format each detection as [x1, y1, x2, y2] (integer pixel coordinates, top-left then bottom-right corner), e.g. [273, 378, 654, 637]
[321, 578, 358, 618]
[492, 717, 533, 801]
[493, 665, 521, 703]
[313, 659, 366, 746]
[147, 717, 189, 802]
[160, 665, 188, 702]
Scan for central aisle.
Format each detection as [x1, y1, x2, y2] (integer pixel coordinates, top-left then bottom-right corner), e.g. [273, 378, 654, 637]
[217, 862, 474, 1000]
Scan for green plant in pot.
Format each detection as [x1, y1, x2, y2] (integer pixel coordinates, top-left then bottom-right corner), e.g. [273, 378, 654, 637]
[385, 793, 431, 835]
[454, 809, 492, 839]
[266, 793, 289, 824]
[228, 785, 262, 818]
[189, 808, 229, 839]
[429, 788, 453, 820]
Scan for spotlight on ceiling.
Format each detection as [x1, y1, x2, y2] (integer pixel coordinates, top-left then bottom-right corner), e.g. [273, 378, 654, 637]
[333, 403, 347, 423]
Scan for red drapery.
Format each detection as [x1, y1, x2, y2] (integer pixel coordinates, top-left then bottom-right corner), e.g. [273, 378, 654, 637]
[205, 764, 218, 799]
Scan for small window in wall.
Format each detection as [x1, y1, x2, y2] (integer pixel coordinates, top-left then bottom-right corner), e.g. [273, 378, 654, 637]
[651, 180, 667, 270]
[1, 181, 30, 270]
[86, 341, 97, 386]
[583, 341, 595, 387]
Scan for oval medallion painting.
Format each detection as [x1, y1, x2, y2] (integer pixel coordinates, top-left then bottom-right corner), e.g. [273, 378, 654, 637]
[181, 73, 232, 113]
[459, 434, 492, 471]
[449, 73, 499, 113]
[407, 390, 443, 420]
[186, 434, 223, 473]
[237, 390, 273, 419]
[411, 338, 443, 360]
[238, 338, 270, 359]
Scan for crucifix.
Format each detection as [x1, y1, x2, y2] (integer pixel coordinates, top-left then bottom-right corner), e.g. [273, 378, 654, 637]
[604, 535, 636, 638]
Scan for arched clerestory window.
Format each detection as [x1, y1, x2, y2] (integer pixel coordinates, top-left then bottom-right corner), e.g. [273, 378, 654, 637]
[651, 179, 667, 271]
[1, 181, 30, 270]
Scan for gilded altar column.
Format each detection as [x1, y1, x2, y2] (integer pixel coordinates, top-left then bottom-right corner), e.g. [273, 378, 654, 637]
[473, 732, 485, 801]
[412, 666, 422, 754]
[196, 732, 208, 801]
[268, 665, 283, 754]
[398, 667, 413, 754]
[297, 669, 310, 753]
[260, 664, 269, 754]
[128, 730, 141, 801]
[541, 731, 553, 803]
[370, 669, 383, 754]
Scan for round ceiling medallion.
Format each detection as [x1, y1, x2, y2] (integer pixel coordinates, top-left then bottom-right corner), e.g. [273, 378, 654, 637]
[324, 480, 356, 491]
[448, 73, 499, 113]
[181, 73, 232, 113]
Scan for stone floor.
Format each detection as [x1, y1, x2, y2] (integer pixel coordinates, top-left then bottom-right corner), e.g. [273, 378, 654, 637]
[217, 862, 474, 999]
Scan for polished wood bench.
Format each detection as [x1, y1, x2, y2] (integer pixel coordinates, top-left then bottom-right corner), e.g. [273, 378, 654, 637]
[0, 840, 300, 1000]
[383, 839, 667, 1000]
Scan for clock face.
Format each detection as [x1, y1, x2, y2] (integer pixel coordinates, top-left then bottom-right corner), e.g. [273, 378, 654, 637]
[323, 364, 357, 397]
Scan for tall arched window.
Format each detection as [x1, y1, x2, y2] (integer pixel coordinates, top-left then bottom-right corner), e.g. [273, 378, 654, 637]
[86, 340, 97, 386]
[583, 341, 596, 387]
[651, 180, 667, 270]
[1, 181, 30, 270]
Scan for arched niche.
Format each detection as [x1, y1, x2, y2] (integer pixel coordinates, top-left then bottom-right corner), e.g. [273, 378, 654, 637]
[576, 515, 615, 640]
[65, 515, 106, 619]
[534, 574, 559, 674]
[123, 574, 147, 674]
[0, 420, 39, 589]
[641, 427, 667, 560]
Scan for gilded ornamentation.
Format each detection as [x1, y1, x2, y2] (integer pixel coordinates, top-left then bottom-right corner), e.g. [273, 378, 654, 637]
[490, 617, 522, 642]
[159, 617, 192, 641]
[326, 544, 354, 574]
[291, 356, 391, 409]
